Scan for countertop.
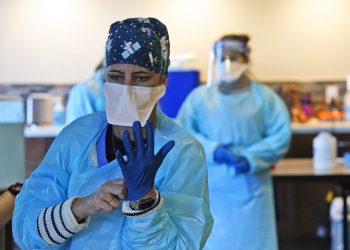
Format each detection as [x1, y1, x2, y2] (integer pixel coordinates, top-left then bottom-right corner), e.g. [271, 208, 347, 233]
[24, 124, 64, 138]
[22, 120, 350, 138]
[273, 158, 350, 177]
[291, 121, 350, 134]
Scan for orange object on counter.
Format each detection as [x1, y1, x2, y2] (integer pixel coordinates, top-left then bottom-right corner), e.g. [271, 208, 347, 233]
[317, 110, 344, 121]
[291, 106, 308, 123]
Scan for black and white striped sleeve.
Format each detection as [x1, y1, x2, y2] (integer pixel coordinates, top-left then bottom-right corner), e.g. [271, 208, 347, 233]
[36, 197, 89, 246]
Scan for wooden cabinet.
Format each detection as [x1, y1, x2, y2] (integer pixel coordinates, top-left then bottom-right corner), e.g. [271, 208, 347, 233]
[25, 137, 54, 177]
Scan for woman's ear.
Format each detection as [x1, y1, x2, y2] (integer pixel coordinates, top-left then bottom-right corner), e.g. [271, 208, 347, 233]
[160, 76, 168, 86]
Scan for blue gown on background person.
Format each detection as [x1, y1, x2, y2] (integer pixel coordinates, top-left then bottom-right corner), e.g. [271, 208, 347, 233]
[13, 110, 213, 249]
[177, 81, 291, 250]
[65, 68, 106, 124]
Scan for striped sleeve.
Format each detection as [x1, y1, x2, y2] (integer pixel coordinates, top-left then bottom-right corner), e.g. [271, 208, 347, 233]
[36, 197, 89, 246]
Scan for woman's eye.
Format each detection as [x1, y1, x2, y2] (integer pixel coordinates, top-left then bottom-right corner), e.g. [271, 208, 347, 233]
[111, 75, 123, 81]
[135, 76, 149, 82]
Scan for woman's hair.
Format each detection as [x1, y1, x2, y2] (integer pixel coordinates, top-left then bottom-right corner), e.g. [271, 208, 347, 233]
[219, 34, 250, 63]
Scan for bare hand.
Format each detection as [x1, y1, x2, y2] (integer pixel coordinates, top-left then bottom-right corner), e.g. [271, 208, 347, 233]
[72, 179, 127, 221]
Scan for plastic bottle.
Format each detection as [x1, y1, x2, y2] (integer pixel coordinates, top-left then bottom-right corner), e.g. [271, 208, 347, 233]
[330, 197, 350, 250]
[313, 132, 337, 170]
[53, 97, 66, 126]
[343, 75, 350, 121]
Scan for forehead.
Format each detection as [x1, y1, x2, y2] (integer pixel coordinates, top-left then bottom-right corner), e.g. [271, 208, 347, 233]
[107, 63, 155, 74]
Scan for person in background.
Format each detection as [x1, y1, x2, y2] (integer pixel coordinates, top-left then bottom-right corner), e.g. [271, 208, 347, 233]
[0, 182, 22, 229]
[177, 34, 291, 250]
[65, 60, 106, 124]
[13, 17, 213, 249]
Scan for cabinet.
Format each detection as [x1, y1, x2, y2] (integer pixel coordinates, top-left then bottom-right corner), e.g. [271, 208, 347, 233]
[276, 132, 350, 250]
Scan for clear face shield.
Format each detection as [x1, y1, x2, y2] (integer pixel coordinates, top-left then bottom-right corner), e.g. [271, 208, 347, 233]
[207, 39, 249, 86]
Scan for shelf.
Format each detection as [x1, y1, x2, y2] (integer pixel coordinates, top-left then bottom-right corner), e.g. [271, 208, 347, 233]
[24, 125, 64, 138]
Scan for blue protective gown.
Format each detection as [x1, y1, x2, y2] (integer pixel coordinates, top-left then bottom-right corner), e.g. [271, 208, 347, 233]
[65, 68, 106, 124]
[177, 81, 291, 250]
[13, 110, 213, 249]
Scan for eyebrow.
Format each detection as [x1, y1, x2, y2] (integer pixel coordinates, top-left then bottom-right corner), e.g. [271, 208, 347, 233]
[108, 70, 151, 75]
[108, 70, 123, 74]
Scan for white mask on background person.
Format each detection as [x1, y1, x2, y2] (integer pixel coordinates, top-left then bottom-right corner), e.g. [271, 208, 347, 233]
[217, 59, 248, 85]
[103, 81, 166, 127]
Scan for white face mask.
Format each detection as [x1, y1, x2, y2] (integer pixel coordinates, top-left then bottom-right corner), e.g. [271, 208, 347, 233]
[103, 82, 166, 127]
[217, 60, 248, 84]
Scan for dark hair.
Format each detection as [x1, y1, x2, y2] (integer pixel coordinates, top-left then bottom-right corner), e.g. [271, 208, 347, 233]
[219, 34, 250, 63]
[220, 34, 249, 43]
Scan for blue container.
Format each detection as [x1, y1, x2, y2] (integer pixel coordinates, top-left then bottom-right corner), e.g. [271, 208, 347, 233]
[344, 152, 350, 167]
[159, 70, 200, 118]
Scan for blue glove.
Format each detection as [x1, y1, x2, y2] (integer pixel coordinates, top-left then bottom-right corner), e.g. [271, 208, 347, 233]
[213, 145, 250, 174]
[213, 145, 234, 164]
[116, 120, 175, 201]
[228, 155, 250, 174]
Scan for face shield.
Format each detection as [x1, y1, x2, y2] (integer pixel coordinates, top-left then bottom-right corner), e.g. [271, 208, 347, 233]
[207, 39, 249, 86]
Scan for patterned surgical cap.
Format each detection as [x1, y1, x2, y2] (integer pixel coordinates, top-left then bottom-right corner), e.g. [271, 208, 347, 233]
[105, 17, 170, 76]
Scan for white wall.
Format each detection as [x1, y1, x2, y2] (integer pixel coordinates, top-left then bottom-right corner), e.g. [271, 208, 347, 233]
[1, 0, 350, 84]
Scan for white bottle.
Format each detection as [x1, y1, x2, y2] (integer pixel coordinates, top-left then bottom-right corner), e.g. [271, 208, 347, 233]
[343, 75, 350, 121]
[330, 197, 350, 250]
[313, 132, 337, 170]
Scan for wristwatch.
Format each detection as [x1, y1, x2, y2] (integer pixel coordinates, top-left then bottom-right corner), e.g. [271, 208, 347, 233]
[130, 196, 157, 210]
[7, 182, 23, 196]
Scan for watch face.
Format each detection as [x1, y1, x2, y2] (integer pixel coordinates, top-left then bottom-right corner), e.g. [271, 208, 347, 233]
[130, 197, 156, 211]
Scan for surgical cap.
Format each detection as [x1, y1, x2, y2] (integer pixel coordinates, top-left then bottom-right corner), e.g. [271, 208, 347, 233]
[105, 17, 170, 76]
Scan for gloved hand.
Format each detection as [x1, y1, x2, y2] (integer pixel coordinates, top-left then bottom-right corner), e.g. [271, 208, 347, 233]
[116, 120, 175, 201]
[213, 145, 250, 174]
[228, 155, 250, 174]
[213, 145, 234, 164]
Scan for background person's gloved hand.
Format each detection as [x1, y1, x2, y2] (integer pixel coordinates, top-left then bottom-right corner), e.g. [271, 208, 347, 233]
[116, 120, 175, 201]
[227, 155, 250, 174]
[213, 145, 234, 164]
[213, 145, 250, 174]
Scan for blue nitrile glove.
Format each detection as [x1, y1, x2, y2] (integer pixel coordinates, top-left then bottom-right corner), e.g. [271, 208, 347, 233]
[228, 155, 250, 174]
[213, 145, 250, 174]
[116, 120, 175, 201]
[213, 145, 234, 164]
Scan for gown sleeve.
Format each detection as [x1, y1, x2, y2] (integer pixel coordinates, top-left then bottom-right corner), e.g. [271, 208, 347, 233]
[176, 88, 219, 165]
[238, 87, 291, 174]
[12, 135, 82, 249]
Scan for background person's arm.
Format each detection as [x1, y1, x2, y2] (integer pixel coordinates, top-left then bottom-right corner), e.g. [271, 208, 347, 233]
[0, 191, 15, 229]
[238, 88, 291, 174]
[0, 182, 22, 229]
[176, 88, 220, 165]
